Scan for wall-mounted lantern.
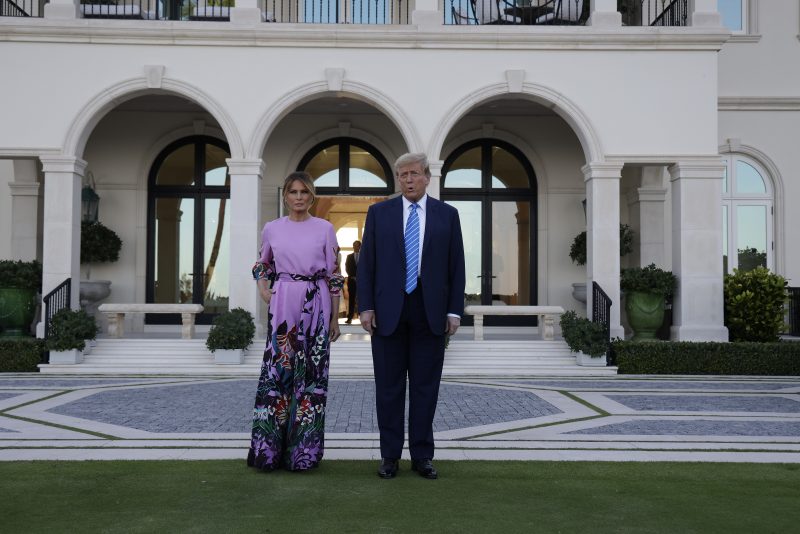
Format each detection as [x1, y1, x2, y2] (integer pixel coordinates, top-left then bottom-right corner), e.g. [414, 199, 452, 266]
[81, 171, 100, 223]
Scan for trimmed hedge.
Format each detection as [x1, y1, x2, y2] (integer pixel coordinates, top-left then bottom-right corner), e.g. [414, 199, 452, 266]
[0, 338, 45, 372]
[614, 340, 800, 376]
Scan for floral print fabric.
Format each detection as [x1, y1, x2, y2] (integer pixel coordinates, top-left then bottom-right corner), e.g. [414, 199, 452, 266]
[247, 216, 343, 471]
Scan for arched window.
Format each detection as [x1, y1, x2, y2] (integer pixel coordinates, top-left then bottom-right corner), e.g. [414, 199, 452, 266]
[442, 139, 537, 324]
[721, 154, 773, 273]
[147, 136, 231, 324]
[298, 137, 393, 195]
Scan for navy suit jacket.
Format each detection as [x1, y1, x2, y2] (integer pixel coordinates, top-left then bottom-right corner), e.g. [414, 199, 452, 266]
[357, 195, 466, 337]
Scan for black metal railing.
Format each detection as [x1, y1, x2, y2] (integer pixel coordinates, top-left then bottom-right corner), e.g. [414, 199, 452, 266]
[619, 0, 687, 27]
[78, 0, 210, 21]
[447, 0, 587, 26]
[42, 278, 71, 363]
[591, 281, 612, 363]
[1, 0, 46, 17]
[787, 287, 800, 337]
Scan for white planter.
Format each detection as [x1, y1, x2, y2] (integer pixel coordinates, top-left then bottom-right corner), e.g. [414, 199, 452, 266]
[49, 348, 83, 364]
[576, 351, 606, 367]
[214, 348, 244, 365]
[572, 282, 587, 303]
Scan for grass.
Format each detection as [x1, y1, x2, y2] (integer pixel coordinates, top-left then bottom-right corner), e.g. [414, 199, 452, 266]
[2, 460, 799, 533]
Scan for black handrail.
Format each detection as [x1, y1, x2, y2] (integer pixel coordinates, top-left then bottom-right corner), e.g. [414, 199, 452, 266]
[787, 287, 800, 337]
[591, 281, 612, 363]
[1, 0, 32, 16]
[42, 278, 71, 363]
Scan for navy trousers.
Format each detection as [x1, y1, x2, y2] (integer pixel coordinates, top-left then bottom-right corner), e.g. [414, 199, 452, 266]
[371, 286, 446, 460]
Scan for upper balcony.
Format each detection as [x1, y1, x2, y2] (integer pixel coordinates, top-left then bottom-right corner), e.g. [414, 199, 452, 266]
[1, 0, 690, 27]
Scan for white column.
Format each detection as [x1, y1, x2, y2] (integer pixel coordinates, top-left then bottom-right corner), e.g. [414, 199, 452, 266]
[9, 160, 41, 261]
[412, 0, 440, 28]
[669, 161, 728, 341]
[227, 158, 264, 332]
[626, 166, 667, 268]
[40, 156, 84, 312]
[428, 159, 443, 200]
[583, 162, 622, 338]
[689, 0, 721, 27]
[589, 0, 621, 27]
[44, 0, 79, 19]
[230, 0, 262, 25]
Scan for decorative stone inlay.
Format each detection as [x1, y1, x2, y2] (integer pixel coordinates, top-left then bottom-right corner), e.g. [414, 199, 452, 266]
[568, 420, 800, 437]
[47, 380, 562, 434]
[606, 395, 800, 413]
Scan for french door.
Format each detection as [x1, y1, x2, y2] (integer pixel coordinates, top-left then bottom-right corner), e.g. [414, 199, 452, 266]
[442, 139, 537, 326]
[146, 136, 231, 325]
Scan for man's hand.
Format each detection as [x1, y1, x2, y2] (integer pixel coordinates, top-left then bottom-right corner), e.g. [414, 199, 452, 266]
[360, 310, 376, 335]
[446, 316, 460, 336]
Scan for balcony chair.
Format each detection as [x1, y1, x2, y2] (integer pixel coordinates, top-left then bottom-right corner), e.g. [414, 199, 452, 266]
[534, 0, 584, 24]
[475, 0, 521, 24]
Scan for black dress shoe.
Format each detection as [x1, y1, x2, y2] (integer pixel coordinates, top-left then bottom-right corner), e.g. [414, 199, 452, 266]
[377, 458, 399, 479]
[411, 459, 438, 480]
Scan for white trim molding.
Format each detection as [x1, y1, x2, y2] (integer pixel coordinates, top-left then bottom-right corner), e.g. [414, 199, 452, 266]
[718, 97, 800, 111]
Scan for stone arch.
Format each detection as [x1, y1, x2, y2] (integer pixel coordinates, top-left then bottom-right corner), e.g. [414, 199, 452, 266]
[62, 77, 244, 159]
[247, 80, 421, 160]
[428, 82, 603, 165]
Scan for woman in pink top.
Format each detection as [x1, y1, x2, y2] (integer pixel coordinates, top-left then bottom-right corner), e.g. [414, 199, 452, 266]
[248, 171, 344, 471]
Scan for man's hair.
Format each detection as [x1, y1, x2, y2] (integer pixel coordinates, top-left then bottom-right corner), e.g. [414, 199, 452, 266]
[394, 153, 431, 178]
[353, 240, 362, 246]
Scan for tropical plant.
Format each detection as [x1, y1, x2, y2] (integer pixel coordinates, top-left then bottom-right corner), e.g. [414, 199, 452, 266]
[569, 224, 634, 266]
[206, 307, 256, 352]
[0, 260, 42, 291]
[559, 310, 609, 357]
[620, 263, 676, 297]
[724, 266, 788, 342]
[45, 308, 98, 352]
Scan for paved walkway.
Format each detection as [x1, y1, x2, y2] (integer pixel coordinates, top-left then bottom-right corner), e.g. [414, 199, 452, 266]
[1, 374, 799, 463]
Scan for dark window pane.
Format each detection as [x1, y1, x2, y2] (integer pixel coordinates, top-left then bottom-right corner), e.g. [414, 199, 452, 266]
[445, 147, 481, 188]
[491, 146, 528, 189]
[156, 144, 194, 186]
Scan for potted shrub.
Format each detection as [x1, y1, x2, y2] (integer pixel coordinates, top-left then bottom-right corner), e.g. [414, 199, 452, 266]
[620, 263, 676, 341]
[46, 308, 98, 364]
[559, 310, 608, 366]
[0, 260, 42, 338]
[80, 220, 122, 315]
[569, 224, 634, 303]
[206, 307, 256, 364]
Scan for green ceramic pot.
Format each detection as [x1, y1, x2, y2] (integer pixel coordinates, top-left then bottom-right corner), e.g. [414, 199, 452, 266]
[0, 288, 37, 337]
[625, 291, 665, 341]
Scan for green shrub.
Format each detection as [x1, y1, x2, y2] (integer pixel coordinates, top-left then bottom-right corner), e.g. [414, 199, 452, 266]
[81, 221, 122, 264]
[614, 340, 800, 375]
[724, 266, 787, 342]
[560, 310, 609, 358]
[621, 263, 676, 297]
[0, 260, 42, 292]
[0, 338, 44, 372]
[569, 224, 634, 266]
[206, 307, 256, 352]
[46, 308, 98, 352]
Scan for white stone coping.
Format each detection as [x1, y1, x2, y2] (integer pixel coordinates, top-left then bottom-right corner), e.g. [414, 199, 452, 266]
[465, 305, 565, 341]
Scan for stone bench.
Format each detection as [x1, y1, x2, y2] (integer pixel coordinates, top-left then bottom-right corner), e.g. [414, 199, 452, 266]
[98, 303, 204, 339]
[464, 305, 566, 341]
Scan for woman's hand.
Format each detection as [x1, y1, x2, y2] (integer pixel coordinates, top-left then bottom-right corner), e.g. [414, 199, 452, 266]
[257, 280, 272, 304]
[329, 321, 341, 342]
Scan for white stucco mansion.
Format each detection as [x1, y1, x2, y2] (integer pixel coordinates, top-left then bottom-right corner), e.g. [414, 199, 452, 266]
[0, 0, 797, 342]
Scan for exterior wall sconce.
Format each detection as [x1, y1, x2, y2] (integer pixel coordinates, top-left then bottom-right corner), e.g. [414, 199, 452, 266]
[82, 171, 100, 223]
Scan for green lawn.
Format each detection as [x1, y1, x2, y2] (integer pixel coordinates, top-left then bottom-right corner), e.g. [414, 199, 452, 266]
[2, 460, 798, 533]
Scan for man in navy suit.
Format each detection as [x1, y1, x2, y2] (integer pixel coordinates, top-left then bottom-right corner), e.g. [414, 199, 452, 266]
[358, 152, 466, 480]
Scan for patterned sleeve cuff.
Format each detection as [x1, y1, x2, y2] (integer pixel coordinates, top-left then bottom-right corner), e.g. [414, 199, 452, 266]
[252, 262, 274, 281]
[327, 273, 345, 296]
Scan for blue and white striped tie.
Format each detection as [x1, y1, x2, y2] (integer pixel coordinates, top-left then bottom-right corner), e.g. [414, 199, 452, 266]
[404, 203, 420, 293]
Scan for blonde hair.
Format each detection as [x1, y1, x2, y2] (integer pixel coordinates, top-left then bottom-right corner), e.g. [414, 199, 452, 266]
[394, 153, 431, 178]
[282, 171, 316, 208]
